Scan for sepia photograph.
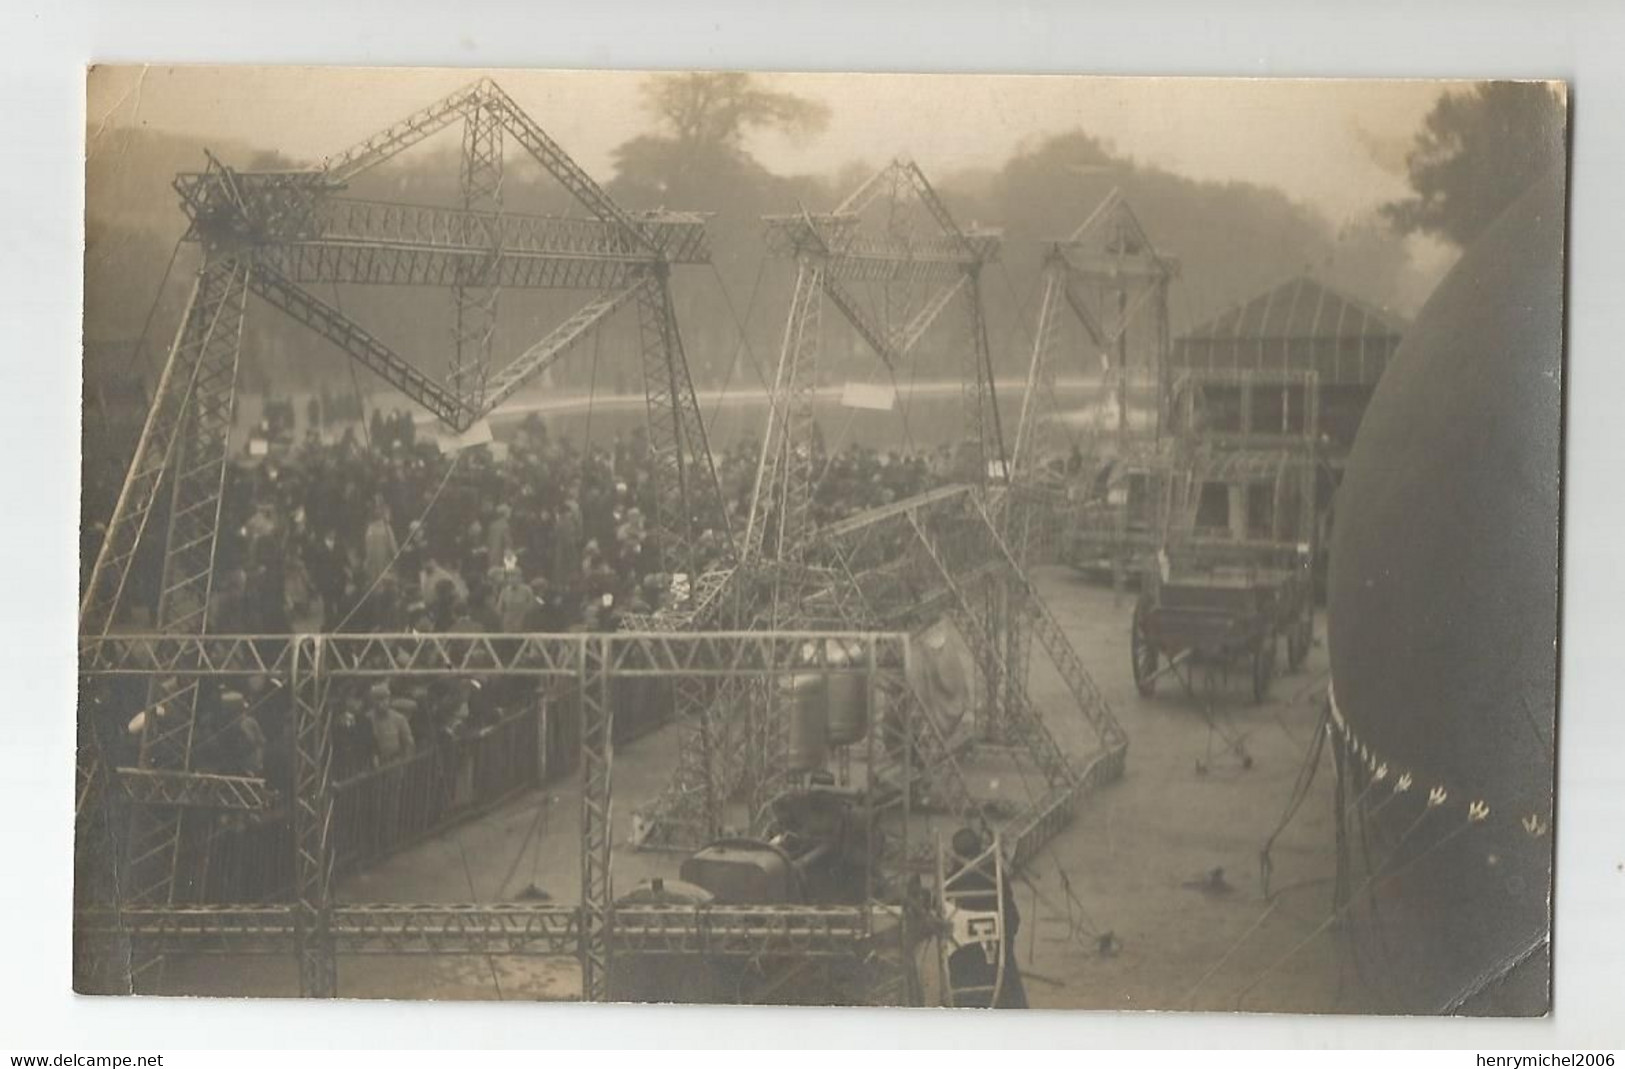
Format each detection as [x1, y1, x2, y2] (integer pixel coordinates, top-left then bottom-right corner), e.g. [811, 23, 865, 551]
[75, 65, 1566, 1016]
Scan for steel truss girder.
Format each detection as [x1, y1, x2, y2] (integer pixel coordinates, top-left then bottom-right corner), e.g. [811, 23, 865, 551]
[634, 273, 733, 576]
[902, 509, 1073, 788]
[75, 903, 897, 960]
[297, 198, 710, 267]
[81, 631, 908, 679]
[1005, 744, 1128, 874]
[290, 636, 336, 997]
[743, 260, 823, 564]
[322, 83, 485, 182]
[113, 768, 272, 811]
[762, 219, 998, 269]
[478, 81, 654, 253]
[259, 242, 650, 290]
[450, 97, 504, 406]
[810, 482, 1123, 774]
[120, 257, 250, 921]
[961, 270, 1008, 486]
[820, 254, 974, 285]
[320, 79, 653, 254]
[579, 637, 613, 1000]
[967, 496, 1129, 751]
[173, 166, 334, 256]
[78, 259, 249, 636]
[79, 629, 912, 999]
[816, 483, 977, 543]
[1010, 267, 1068, 485]
[482, 280, 645, 412]
[170, 79, 714, 446]
[246, 260, 475, 428]
[822, 277, 904, 370]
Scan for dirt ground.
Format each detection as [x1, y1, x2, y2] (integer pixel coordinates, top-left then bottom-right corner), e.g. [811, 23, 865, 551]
[159, 564, 1364, 1013]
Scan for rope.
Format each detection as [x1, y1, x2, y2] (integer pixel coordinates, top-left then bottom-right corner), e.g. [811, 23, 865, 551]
[707, 258, 772, 424]
[119, 235, 185, 380]
[1229, 807, 1477, 1009]
[332, 282, 372, 452]
[581, 318, 602, 470]
[453, 829, 507, 1001]
[1259, 699, 1332, 897]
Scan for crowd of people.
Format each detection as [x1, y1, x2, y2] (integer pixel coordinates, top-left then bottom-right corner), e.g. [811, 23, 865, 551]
[210, 407, 958, 643]
[91, 406, 963, 790]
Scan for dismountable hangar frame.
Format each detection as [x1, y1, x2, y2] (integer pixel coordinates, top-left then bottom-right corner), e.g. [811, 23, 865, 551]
[77, 629, 918, 1002]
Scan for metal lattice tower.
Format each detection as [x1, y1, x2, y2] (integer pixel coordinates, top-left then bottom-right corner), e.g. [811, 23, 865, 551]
[1005, 190, 1181, 609]
[76, 77, 729, 993]
[1012, 189, 1180, 484]
[451, 99, 505, 407]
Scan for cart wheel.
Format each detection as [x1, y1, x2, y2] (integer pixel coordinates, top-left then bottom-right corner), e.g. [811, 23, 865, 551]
[1287, 616, 1312, 672]
[1252, 635, 1277, 704]
[1131, 605, 1158, 698]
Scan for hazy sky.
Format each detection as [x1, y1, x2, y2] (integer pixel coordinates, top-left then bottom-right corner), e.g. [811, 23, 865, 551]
[87, 65, 1451, 225]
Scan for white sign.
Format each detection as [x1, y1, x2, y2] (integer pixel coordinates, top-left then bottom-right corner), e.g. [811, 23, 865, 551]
[839, 381, 897, 411]
[443, 419, 495, 454]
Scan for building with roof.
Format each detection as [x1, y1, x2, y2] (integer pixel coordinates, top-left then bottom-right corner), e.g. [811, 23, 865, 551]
[1168, 275, 1406, 464]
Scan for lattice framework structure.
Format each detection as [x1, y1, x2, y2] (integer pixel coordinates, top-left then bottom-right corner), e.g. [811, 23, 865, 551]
[77, 77, 729, 989]
[77, 630, 912, 1001]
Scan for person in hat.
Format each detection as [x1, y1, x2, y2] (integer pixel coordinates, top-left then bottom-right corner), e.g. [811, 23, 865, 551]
[305, 528, 352, 631]
[362, 505, 399, 587]
[944, 827, 1027, 1009]
[332, 688, 372, 780]
[486, 503, 514, 565]
[218, 690, 266, 778]
[367, 682, 415, 767]
[497, 569, 534, 633]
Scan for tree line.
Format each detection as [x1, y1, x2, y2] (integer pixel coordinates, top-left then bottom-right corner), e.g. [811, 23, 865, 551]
[84, 76, 1562, 403]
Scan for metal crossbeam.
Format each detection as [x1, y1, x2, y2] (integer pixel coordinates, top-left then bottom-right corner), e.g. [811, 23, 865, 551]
[449, 96, 504, 407]
[290, 636, 336, 997]
[969, 496, 1129, 751]
[116, 257, 250, 924]
[634, 271, 733, 577]
[481, 81, 651, 251]
[816, 484, 975, 542]
[80, 261, 245, 635]
[80, 77, 739, 999]
[482, 280, 645, 412]
[743, 260, 823, 564]
[173, 167, 334, 255]
[1005, 745, 1128, 872]
[323, 82, 485, 181]
[114, 768, 273, 811]
[579, 637, 613, 1000]
[81, 631, 908, 679]
[903, 509, 1075, 789]
[76, 903, 896, 960]
[1010, 266, 1068, 485]
[247, 261, 476, 429]
[822, 277, 903, 369]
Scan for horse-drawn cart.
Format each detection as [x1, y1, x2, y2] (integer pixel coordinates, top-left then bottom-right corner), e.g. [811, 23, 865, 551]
[1131, 546, 1313, 703]
[1129, 369, 1321, 703]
